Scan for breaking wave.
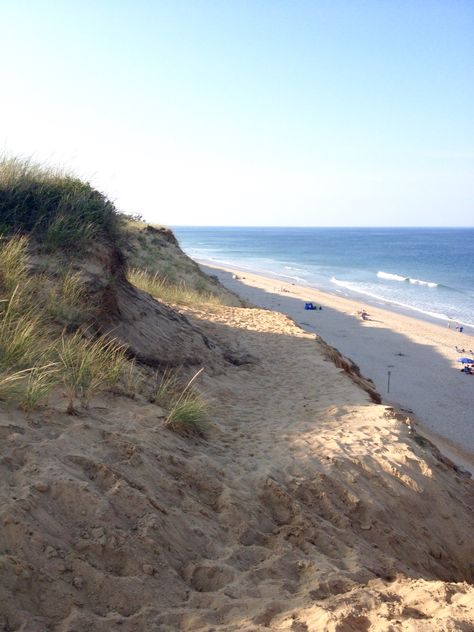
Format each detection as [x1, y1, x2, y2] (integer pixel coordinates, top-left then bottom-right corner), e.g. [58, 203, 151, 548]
[408, 278, 438, 288]
[377, 271, 438, 288]
[377, 271, 408, 282]
[330, 277, 453, 323]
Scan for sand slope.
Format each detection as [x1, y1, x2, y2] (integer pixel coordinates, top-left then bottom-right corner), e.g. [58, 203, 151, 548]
[1, 304, 473, 630]
[201, 263, 474, 473]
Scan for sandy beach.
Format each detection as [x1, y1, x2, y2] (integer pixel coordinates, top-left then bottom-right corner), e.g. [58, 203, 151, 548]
[3, 3, 473, 624]
[201, 261, 474, 473]
[2, 248, 474, 630]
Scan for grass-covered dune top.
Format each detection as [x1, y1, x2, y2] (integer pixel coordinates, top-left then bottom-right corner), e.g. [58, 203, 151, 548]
[0, 158, 119, 252]
[121, 218, 242, 307]
[0, 156, 239, 406]
[0, 157, 239, 306]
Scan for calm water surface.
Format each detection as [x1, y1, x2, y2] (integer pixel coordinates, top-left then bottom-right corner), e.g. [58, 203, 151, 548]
[173, 227, 474, 329]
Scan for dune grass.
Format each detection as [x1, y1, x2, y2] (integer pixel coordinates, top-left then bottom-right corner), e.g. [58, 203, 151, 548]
[150, 367, 183, 407]
[0, 239, 59, 410]
[0, 369, 31, 405]
[0, 236, 211, 425]
[0, 235, 29, 292]
[165, 392, 209, 434]
[0, 288, 46, 369]
[117, 359, 144, 399]
[163, 368, 209, 435]
[0, 157, 119, 252]
[57, 331, 127, 413]
[0, 235, 129, 412]
[149, 366, 210, 434]
[0, 298, 59, 411]
[19, 363, 61, 412]
[43, 270, 89, 325]
[0, 158, 218, 423]
[128, 267, 223, 307]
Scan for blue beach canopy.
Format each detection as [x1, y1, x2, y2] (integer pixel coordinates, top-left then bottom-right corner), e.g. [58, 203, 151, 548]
[457, 357, 474, 364]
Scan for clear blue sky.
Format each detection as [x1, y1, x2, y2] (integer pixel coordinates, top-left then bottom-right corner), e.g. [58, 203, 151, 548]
[1, 1, 472, 226]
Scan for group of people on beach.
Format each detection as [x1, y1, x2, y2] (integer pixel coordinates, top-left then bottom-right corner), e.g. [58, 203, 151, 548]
[455, 346, 473, 354]
[456, 346, 474, 374]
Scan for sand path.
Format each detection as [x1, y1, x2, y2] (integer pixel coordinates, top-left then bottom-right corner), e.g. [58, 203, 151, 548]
[201, 263, 474, 473]
[1, 303, 473, 631]
[179, 304, 474, 630]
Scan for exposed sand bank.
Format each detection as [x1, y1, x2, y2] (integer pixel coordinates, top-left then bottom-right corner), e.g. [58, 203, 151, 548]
[2, 300, 473, 630]
[201, 262, 474, 474]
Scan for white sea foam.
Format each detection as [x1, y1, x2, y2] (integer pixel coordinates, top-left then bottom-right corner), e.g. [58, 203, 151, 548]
[330, 277, 359, 290]
[377, 271, 438, 288]
[331, 277, 454, 323]
[409, 278, 438, 288]
[377, 271, 408, 282]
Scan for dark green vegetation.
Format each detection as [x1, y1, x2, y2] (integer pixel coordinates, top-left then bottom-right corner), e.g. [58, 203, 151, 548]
[0, 158, 213, 430]
[0, 158, 119, 252]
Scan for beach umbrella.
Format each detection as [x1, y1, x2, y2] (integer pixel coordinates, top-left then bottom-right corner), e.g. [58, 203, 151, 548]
[457, 357, 474, 364]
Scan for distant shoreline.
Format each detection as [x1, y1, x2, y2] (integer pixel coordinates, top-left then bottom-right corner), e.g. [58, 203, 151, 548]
[200, 259, 474, 475]
[197, 256, 474, 336]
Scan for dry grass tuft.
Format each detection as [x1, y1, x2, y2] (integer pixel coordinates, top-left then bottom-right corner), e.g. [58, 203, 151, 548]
[128, 268, 223, 307]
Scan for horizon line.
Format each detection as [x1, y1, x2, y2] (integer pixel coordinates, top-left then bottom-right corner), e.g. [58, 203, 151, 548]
[169, 225, 474, 229]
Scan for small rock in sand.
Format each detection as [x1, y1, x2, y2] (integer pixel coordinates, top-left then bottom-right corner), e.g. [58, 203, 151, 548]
[33, 482, 50, 493]
[72, 576, 84, 589]
[143, 564, 155, 576]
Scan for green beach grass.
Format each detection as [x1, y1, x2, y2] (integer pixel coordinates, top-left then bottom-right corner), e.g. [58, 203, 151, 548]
[0, 157, 119, 252]
[0, 236, 129, 412]
[128, 267, 223, 307]
[0, 158, 213, 428]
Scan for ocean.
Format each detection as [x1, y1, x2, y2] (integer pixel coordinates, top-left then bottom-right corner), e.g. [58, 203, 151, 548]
[172, 227, 474, 330]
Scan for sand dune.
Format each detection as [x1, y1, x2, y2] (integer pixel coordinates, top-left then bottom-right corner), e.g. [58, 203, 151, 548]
[2, 300, 472, 630]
